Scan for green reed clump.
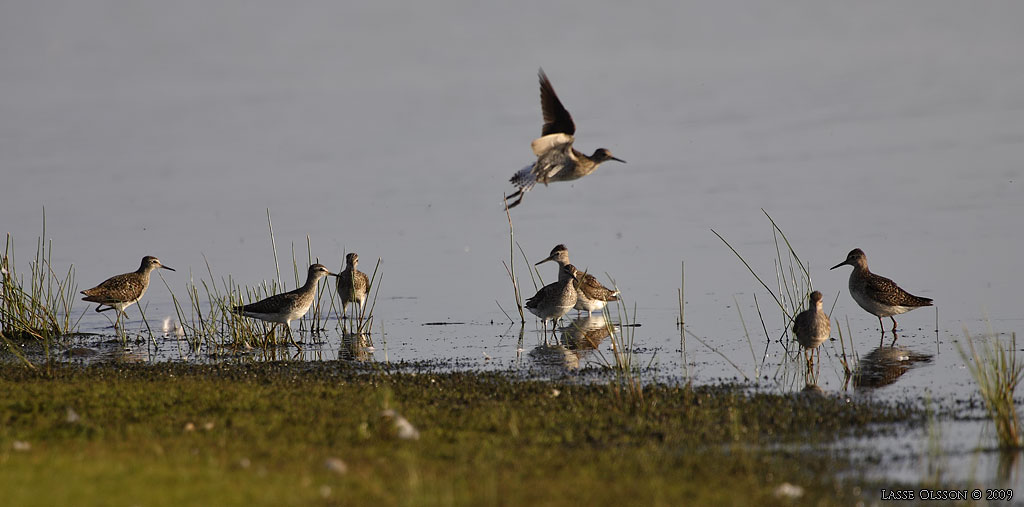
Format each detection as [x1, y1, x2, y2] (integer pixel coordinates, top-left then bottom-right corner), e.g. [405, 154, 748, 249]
[600, 286, 647, 414]
[959, 330, 1024, 449]
[0, 222, 81, 343]
[154, 211, 350, 354]
[713, 210, 836, 388]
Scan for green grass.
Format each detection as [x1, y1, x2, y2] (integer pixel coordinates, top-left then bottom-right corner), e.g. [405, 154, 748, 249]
[0, 362, 917, 506]
[1, 213, 81, 344]
[959, 330, 1024, 449]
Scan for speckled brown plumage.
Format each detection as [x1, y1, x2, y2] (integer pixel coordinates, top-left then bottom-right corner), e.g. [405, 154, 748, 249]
[831, 248, 933, 332]
[525, 264, 578, 332]
[81, 256, 174, 315]
[504, 69, 624, 209]
[535, 244, 619, 316]
[337, 252, 370, 316]
[232, 264, 337, 332]
[792, 291, 830, 351]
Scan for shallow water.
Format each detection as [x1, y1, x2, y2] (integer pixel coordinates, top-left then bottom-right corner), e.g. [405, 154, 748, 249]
[3, 0, 1024, 490]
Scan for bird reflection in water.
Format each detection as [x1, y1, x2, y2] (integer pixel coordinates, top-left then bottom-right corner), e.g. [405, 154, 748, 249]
[852, 345, 933, 389]
[341, 331, 373, 362]
[528, 315, 613, 371]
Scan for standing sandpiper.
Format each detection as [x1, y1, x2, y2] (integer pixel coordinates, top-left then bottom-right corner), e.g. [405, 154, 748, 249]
[535, 244, 619, 316]
[525, 264, 579, 336]
[81, 256, 175, 326]
[505, 69, 625, 209]
[792, 291, 831, 366]
[336, 253, 369, 319]
[830, 249, 933, 333]
[232, 264, 338, 345]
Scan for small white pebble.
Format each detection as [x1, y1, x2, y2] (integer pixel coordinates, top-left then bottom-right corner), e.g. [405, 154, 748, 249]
[380, 409, 420, 440]
[12, 441, 31, 452]
[551, 389, 561, 398]
[238, 458, 251, 469]
[66, 407, 81, 424]
[202, 421, 215, 431]
[183, 422, 196, 432]
[773, 482, 804, 499]
[319, 485, 332, 498]
[324, 457, 347, 475]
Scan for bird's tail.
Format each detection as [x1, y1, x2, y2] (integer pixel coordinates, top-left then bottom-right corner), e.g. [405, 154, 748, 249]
[509, 164, 536, 192]
[910, 295, 933, 307]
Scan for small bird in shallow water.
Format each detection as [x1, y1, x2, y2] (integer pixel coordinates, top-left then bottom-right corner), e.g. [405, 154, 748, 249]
[232, 264, 338, 346]
[504, 69, 625, 209]
[830, 248, 933, 333]
[535, 244, 619, 316]
[525, 264, 579, 336]
[792, 291, 830, 366]
[336, 253, 369, 319]
[81, 256, 174, 326]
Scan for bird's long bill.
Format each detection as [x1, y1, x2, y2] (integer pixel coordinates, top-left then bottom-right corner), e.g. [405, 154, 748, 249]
[610, 156, 626, 163]
[328, 272, 341, 277]
[829, 261, 846, 270]
[161, 265, 176, 272]
[535, 255, 555, 266]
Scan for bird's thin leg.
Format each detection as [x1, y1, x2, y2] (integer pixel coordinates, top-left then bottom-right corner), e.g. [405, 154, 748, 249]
[95, 305, 113, 313]
[890, 317, 898, 333]
[287, 325, 302, 351]
[877, 316, 885, 334]
[506, 192, 525, 209]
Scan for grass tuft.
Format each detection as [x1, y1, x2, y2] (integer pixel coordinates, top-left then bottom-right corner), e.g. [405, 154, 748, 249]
[1, 211, 82, 370]
[958, 329, 1024, 449]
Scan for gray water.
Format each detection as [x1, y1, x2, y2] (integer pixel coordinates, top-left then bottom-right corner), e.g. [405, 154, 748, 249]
[3, 0, 1024, 490]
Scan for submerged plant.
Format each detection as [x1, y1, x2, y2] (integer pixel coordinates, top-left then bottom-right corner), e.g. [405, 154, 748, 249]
[959, 330, 1024, 449]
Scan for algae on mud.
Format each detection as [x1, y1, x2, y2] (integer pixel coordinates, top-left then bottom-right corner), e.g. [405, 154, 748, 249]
[0, 362, 915, 506]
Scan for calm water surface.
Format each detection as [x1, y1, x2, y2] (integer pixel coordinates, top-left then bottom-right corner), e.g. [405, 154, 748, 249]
[3, 0, 1024, 489]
